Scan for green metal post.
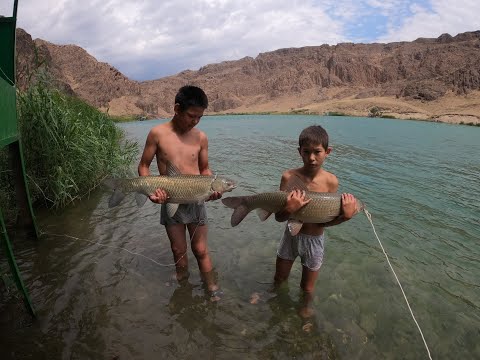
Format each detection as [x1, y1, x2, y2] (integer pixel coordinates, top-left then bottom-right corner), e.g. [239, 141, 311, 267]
[0, 0, 37, 317]
[0, 209, 36, 317]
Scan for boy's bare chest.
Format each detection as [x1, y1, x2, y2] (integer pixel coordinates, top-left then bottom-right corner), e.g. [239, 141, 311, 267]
[294, 173, 330, 192]
[156, 135, 200, 171]
[305, 182, 330, 193]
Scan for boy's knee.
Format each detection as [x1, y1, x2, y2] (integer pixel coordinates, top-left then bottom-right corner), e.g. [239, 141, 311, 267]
[192, 245, 208, 259]
[171, 244, 187, 256]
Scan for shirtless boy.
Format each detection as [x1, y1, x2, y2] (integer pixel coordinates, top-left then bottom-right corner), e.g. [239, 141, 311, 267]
[137, 85, 222, 299]
[273, 125, 358, 318]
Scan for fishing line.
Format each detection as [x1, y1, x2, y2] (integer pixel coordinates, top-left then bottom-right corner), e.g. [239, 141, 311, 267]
[363, 209, 432, 360]
[40, 216, 203, 268]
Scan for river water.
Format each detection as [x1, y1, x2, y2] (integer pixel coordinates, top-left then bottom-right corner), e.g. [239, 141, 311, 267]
[1, 115, 479, 359]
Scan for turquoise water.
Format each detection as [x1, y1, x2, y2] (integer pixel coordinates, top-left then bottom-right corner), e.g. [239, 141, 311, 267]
[1, 115, 479, 359]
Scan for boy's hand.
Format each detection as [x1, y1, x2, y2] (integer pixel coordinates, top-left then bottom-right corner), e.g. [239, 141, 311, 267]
[149, 188, 169, 204]
[206, 191, 222, 201]
[341, 193, 357, 219]
[285, 189, 311, 213]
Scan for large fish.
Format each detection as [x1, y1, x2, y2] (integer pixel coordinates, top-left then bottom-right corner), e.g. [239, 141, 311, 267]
[221, 178, 364, 235]
[104, 162, 237, 217]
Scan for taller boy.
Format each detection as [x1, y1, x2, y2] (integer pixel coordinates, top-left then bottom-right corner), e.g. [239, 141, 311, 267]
[138, 85, 222, 298]
[274, 125, 358, 317]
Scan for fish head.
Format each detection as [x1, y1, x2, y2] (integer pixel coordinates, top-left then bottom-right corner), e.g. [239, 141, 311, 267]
[211, 177, 237, 194]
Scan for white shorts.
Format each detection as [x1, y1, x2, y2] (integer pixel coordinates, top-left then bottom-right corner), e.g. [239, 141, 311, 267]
[277, 227, 326, 271]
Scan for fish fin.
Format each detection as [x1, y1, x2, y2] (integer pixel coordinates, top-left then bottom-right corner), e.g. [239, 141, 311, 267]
[284, 174, 308, 192]
[166, 203, 180, 217]
[166, 161, 182, 176]
[135, 193, 148, 207]
[256, 208, 272, 221]
[108, 189, 125, 207]
[287, 220, 303, 236]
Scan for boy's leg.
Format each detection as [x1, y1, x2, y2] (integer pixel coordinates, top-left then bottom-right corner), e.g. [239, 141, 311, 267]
[165, 224, 189, 281]
[186, 223, 218, 293]
[274, 256, 294, 286]
[299, 266, 320, 318]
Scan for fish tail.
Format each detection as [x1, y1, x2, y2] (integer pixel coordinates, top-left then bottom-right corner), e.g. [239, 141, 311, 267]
[104, 178, 126, 207]
[221, 196, 244, 209]
[108, 189, 126, 207]
[222, 196, 251, 226]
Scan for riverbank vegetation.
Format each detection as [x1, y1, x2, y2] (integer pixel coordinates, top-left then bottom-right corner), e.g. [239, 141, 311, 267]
[0, 78, 137, 216]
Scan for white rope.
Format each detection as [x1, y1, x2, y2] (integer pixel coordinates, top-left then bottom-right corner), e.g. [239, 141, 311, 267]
[364, 209, 432, 360]
[0, 65, 15, 86]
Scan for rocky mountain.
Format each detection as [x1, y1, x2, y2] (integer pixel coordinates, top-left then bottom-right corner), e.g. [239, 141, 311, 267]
[15, 28, 480, 123]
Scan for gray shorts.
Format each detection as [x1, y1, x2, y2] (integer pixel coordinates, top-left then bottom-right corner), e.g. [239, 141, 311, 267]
[277, 227, 326, 271]
[160, 203, 208, 226]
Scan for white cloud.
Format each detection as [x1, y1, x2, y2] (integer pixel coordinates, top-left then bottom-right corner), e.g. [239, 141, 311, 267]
[378, 0, 480, 42]
[3, 0, 479, 80]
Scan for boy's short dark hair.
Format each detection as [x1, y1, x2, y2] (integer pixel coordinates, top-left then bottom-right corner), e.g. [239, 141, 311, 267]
[299, 125, 329, 150]
[175, 85, 208, 111]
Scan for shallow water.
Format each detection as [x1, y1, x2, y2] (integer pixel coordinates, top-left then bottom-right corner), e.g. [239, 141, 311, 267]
[1, 115, 479, 359]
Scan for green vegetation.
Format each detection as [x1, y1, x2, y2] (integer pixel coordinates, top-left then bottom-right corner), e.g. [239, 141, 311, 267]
[108, 113, 152, 122]
[1, 78, 137, 211]
[368, 106, 383, 117]
[459, 121, 480, 127]
[324, 111, 348, 116]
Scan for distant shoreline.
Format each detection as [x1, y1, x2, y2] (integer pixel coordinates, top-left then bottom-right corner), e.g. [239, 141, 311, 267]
[114, 111, 480, 127]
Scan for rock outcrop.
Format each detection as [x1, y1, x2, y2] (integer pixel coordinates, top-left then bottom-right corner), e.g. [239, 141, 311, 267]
[15, 28, 480, 121]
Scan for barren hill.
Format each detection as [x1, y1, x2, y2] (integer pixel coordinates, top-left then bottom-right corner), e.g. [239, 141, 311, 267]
[16, 28, 480, 124]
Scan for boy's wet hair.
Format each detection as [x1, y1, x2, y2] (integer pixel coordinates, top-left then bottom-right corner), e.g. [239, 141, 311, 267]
[175, 85, 209, 111]
[299, 125, 329, 150]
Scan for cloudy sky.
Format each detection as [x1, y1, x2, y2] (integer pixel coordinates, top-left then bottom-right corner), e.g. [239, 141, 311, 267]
[2, 0, 479, 81]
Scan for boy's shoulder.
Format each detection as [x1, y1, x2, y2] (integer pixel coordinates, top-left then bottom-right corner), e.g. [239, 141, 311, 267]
[149, 122, 170, 134]
[281, 168, 338, 191]
[281, 168, 302, 180]
[319, 169, 338, 188]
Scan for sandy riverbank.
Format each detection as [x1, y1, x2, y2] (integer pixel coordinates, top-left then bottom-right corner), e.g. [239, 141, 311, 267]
[212, 89, 480, 125]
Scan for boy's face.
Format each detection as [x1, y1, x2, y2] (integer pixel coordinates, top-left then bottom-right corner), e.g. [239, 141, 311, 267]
[174, 104, 205, 132]
[298, 143, 331, 170]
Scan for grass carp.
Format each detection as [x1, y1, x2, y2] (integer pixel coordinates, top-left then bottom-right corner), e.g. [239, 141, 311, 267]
[105, 162, 236, 217]
[222, 190, 364, 235]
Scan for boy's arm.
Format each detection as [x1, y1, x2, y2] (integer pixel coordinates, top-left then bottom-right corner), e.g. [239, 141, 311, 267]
[138, 129, 168, 204]
[198, 133, 221, 201]
[138, 129, 157, 176]
[323, 176, 357, 227]
[323, 193, 357, 227]
[198, 133, 212, 176]
[275, 172, 311, 222]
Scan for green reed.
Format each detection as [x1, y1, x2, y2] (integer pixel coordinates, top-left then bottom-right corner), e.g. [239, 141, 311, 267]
[6, 79, 138, 209]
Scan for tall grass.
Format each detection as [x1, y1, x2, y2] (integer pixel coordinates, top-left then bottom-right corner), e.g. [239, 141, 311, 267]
[9, 78, 137, 209]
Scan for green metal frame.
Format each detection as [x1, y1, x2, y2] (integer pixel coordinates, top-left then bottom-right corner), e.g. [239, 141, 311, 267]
[0, 0, 37, 317]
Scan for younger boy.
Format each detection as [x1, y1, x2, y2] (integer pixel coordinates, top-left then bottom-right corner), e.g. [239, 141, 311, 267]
[273, 125, 358, 318]
[137, 85, 222, 299]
